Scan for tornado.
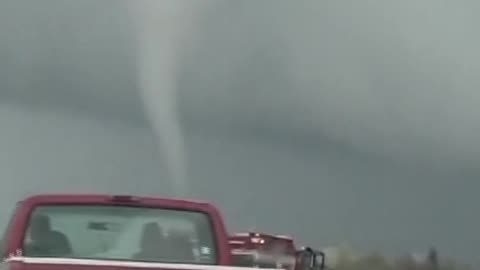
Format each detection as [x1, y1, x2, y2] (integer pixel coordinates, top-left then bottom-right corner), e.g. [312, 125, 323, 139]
[129, 0, 208, 196]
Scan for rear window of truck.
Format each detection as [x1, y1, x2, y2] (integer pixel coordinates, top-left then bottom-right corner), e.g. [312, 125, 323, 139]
[22, 204, 216, 264]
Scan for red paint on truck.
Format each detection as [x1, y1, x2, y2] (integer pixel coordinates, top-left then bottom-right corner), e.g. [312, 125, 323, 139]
[0, 193, 242, 270]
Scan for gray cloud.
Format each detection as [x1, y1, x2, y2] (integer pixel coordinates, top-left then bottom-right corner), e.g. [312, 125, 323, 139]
[1, 0, 480, 264]
[0, 0, 143, 123]
[3, 0, 480, 170]
[178, 0, 480, 170]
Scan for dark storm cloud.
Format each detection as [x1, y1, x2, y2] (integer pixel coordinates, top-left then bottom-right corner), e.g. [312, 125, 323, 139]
[178, 0, 480, 171]
[0, 0, 145, 124]
[2, 0, 480, 170]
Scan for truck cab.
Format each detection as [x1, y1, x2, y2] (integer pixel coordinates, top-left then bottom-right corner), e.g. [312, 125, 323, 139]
[0, 193, 247, 270]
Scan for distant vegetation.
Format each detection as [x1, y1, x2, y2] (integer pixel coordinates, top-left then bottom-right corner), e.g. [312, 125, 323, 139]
[324, 246, 472, 270]
[333, 254, 471, 270]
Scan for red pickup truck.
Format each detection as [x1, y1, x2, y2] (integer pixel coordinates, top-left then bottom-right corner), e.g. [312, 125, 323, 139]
[0, 194, 266, 270]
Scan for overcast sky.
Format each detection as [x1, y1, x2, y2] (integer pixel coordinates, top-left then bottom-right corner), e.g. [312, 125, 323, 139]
[1, 0, 480, 264]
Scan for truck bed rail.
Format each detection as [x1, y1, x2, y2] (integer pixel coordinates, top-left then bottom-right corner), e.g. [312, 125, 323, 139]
[5, 257, 279, 270]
